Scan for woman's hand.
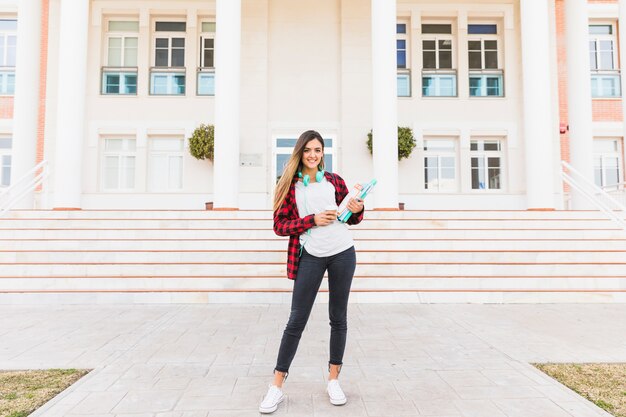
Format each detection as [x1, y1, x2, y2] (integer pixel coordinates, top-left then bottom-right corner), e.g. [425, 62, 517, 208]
[347, 198, 364, 214]
[314, 210, 337, 226]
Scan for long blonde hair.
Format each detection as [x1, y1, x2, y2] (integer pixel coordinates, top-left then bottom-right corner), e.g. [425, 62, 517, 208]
[273, 130, 325, 211]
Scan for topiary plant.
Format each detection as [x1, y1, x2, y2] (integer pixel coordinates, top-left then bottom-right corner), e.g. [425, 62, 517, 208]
[188, 123, 215, 162]
[367, 126, 416, 161]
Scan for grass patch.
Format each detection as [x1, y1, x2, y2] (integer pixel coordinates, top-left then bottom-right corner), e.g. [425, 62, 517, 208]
[534, 363, 626, 417]
[0, 369, 89, 417]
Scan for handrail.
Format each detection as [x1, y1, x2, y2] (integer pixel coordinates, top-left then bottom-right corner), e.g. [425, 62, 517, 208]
[0, 160, 49, 217]
[561, 160, 626, 231]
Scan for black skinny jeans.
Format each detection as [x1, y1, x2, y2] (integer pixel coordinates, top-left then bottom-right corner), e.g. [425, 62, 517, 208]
[274, 246, 356, 374]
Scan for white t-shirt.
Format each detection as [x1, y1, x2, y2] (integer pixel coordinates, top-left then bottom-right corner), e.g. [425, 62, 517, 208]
[295, 177, 354, 257]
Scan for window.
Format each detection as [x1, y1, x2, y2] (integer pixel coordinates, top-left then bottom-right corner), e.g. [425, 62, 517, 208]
[101, 138, 136, 191]
[154, 21, 185, 67]
[150, 20, 186, 95]
[593, 138, 623, 188]
[397, 21, 411, 97]
[423, 139, 457, 191]
[468, 23, 503, 97]
[197, 21, 216, 96]
[274, 137, 334, 183]
[589, 23, 621, 97]
[0, 19, 17, 95]
[421, 23, 456, 97]
[0, 137, 11, 187]
[470, 139, 503, 190]
[102, 20, 138, 95]
[148, 137, 184, 191]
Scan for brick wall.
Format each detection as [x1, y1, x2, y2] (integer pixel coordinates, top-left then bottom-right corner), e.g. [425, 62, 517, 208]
[556, 0, 570, 166]
[592, 99, 623, 121]
[37, 0, 49, 166]
[0, 97, 13, 119]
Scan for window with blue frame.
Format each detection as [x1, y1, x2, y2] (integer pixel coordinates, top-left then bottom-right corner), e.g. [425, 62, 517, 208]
[589, 24, 621, 98]
[467, 24, 503, 97]
[421, 23, 456, 97]
[0, 19, 17, 96]
[102, 20, 138, 95]
[397, 21, 411, 97]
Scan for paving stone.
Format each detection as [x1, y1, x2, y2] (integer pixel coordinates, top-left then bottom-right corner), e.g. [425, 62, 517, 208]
[2, 304, 625, 417]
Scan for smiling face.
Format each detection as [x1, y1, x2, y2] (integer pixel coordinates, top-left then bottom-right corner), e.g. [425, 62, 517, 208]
[301, 138, 324, 171]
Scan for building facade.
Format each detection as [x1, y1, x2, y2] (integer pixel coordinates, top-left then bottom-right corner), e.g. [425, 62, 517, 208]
[2, 0, 625, 211]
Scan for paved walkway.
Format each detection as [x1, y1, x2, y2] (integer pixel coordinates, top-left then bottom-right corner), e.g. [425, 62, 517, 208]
[1, 304, 624, 417]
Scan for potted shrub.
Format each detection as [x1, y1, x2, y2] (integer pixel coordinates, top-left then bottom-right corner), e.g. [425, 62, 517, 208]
[188, 123, 215, 209]
[367, 126, 416, 210]
[366, 126, 416, 161]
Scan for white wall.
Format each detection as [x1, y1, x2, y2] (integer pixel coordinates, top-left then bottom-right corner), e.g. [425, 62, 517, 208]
[43, 0, 538, 209]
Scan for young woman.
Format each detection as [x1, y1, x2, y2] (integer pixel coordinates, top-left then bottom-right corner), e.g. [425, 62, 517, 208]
[259, 130, 365, 414]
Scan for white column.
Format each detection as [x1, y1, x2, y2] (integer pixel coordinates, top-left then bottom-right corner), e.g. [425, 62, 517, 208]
[52, 0, 89, 209]
[213, 0, 241, 209]
[519, 0, 555, 209]
[10, 0, 42, 208]
[565, 0, 594, 209]
[371, 0, 399, 209]
[619, 0, 626, 147]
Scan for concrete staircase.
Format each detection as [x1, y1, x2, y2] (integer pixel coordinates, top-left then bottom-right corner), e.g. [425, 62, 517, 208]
[1, 209, 625, 303]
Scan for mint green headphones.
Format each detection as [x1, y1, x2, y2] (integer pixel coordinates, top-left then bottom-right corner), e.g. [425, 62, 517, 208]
[298, 168, 325, 186]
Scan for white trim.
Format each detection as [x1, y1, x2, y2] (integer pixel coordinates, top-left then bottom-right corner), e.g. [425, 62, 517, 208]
[587, 3, 619, 19]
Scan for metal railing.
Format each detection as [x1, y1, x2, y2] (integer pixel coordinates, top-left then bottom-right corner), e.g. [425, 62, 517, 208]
[101, 66, 138, 95]
[149, 67, 186, 95]
[197, 67, 215, 95]
[397, 68, 411, 97]
[590, 69, 621, 98]
[561, 160, 626, 231]
[468, 69, 504, 97]
[421, 69, 457, 97]
[0, 160, 49, 217]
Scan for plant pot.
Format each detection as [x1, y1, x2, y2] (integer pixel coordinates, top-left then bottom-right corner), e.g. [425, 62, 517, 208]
[205, 201, 214, 210]
[398, 202, 405, 211]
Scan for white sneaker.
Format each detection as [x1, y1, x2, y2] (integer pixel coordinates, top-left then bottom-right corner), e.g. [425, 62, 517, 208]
[327, 379, 347, 405]
[259, 384, 284, 414]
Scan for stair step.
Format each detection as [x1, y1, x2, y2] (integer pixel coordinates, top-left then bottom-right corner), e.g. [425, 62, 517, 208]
[3, 209, 618, 220]
[1, 250, 626, 263]
[2, 209, 624, 303]
[2, 239, 626, 251]
[0, 276, 624, 291]
[2, 229, 625, 239]
[0, 218, 618, 229]
[1, 263, 625, 277]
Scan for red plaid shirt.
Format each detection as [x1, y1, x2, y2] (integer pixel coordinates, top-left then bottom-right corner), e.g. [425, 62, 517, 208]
[273, 171, 364, 280]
